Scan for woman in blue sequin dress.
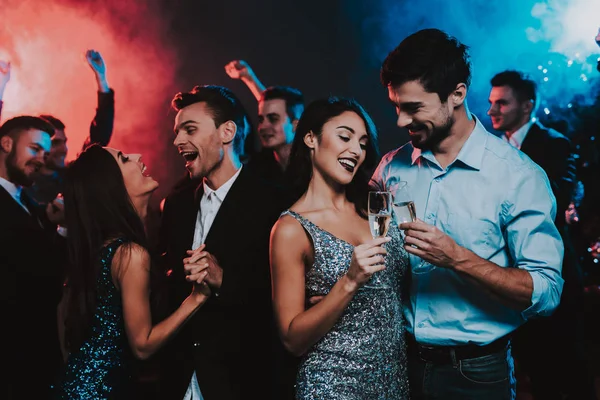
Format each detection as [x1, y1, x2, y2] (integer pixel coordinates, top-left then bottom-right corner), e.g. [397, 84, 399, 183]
[54, 145, 211, 399]
[270, 97, 410, 399]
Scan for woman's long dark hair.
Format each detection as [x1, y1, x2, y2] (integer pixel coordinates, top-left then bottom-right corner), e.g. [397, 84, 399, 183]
[62, 145, 148, 352]
[285, 96, 381, 217]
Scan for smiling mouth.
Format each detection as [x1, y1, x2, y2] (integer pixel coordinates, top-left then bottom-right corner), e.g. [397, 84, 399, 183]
[180, 151, 199, 162]
[408, 128, 426, 136]
[27, 162, 43, 173]
[339, 158, 357, 172]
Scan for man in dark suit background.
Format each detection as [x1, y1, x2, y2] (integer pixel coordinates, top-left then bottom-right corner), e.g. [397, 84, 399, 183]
[488, 70, 597, 400]
[0, 116, 66, 399]
[158, 85, 288, 400]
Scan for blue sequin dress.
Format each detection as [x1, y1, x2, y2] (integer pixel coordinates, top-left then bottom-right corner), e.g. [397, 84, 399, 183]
[283, 210, 410, 400]
[55, 238, 134, 399]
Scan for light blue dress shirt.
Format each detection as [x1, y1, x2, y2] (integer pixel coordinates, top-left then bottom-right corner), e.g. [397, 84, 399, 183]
[371, 116, 564, 346]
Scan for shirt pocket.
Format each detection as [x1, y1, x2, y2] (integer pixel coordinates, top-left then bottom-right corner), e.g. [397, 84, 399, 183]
[445, 214, 501, 259]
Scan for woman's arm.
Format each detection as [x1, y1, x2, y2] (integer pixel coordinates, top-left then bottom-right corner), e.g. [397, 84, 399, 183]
[114, 243, 210, 360]
[270, 217, 388, 356]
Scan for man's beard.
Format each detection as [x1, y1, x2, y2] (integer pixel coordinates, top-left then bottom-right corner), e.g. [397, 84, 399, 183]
[411, 116, 454, 151]
[6, 151, 36, 187]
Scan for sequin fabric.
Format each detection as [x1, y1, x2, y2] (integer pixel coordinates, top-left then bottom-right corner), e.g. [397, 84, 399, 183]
[284, 210, 410, 400]
[55, 238, 133, 399]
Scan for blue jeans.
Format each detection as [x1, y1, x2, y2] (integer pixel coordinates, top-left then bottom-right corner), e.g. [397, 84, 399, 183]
[408, 343, 516, 400]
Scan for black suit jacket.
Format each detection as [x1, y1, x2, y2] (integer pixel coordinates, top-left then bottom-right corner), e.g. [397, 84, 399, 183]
[520, 122, 576, 229]
[158, 167, 287, 400]
[0, 186, 65, 399]
[520, 122, 583, 303]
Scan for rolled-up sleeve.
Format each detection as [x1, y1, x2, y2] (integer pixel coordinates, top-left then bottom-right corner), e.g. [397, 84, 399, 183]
[504, 163, 564, 319]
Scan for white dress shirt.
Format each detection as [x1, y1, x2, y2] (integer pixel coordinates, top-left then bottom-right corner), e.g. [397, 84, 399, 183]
[502, 119, 534, 149]
[184, 166, 242, 400]
[0, 176, 30, 214]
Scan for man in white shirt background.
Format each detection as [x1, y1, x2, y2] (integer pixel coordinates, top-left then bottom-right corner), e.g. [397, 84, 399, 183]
[488, 70, 597, 400]
[157, 85, 288, 400]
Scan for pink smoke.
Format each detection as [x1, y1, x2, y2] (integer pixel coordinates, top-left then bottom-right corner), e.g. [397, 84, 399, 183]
[0, 0, 180, 195]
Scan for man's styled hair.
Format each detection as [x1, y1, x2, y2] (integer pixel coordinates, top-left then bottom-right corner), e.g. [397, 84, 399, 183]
[491, 70, 538, 108]
[39, 114, 66, 131]
[0, 115, 56, 139]
[172, 85, 251, 155]
[381, 28, 472, 101]
[260, 85, 305, 121]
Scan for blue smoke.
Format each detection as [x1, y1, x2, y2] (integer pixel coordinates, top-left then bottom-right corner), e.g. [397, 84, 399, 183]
[358, 0, 600, 134]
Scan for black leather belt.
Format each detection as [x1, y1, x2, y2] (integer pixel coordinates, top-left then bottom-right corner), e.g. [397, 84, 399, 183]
[408, 335, 510, 364]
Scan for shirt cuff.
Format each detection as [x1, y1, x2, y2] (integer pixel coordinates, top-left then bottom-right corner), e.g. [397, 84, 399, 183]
[520, 270, 563, 320]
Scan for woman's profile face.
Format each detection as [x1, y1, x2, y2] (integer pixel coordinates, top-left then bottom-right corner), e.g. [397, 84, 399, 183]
[104, 147, 158, 199]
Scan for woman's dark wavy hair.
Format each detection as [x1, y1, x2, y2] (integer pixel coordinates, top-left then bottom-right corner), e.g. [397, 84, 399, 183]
[286, 96, 380, 217]
[62, 144, 149, 352]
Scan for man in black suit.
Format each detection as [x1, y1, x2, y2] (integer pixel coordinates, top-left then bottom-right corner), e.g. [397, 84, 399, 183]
[0, 116, 66, 399]
[158, 85, 288, 400]
[488, 70, 596, 400]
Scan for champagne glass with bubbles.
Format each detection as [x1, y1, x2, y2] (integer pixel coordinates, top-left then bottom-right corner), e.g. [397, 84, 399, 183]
[391, 181, 435, 274]
[366, 191, 392, 288]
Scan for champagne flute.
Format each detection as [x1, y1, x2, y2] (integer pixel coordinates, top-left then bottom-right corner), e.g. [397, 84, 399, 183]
[391, 181, 435, 274]
[366, 191, 392, 288]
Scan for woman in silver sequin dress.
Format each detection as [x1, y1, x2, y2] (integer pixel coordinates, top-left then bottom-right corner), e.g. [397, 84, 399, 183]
[55, 145, 211, 398]
[270, 97, 410, 399]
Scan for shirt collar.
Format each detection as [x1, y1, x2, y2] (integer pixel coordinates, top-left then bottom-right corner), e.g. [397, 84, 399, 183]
[203, 166, 243, 202]
[0, 176, 22, 201]
[503, 119, 534, 149]
[409, 115, 488, 171]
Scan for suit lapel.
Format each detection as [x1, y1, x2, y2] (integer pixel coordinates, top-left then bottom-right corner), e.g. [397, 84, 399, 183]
[0, 185, 43, 229]
[204, 168, 250, 249]
[520, 122, 542, 155]
[178, 184, 202, 252]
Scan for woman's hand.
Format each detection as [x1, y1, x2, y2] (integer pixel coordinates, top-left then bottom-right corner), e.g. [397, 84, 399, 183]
[345, 236, 391, 289]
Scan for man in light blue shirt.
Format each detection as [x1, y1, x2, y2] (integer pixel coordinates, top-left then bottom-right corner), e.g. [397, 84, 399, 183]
[372, 28, 564, 400]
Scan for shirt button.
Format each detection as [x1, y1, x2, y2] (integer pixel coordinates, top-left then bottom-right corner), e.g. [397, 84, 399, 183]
[434, 178, 441, 183]
[417, 322, 425, 328]
[427, 213, 435, 220]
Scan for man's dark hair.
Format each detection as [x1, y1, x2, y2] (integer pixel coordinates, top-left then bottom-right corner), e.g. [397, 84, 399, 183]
[491, 70, 538, 107]
[260, 85, 305, 121]
[0, 115, 55, 139]
[39, 114, 66, 131]
[381, 28, 472, 101]
[171, 85, 250, 155]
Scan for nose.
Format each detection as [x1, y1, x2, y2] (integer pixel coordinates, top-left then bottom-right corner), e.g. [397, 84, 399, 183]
[173, 131, 184, 147]
[349, 138, 362, 156]
[396, 111, 412, 128]
[130, 153, 142, 162]
[487, 103, 497, 116]
[258, 120, 269, 131]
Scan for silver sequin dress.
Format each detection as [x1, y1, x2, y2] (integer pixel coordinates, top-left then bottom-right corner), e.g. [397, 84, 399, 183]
[284, 210, 410, 400]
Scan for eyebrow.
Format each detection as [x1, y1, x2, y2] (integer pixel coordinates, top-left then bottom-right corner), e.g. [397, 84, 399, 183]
[31, 142, 46, 150]
[174, 120, 197, 133]
[337, 125, 355, 134]
[399, 101, 423, 109]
